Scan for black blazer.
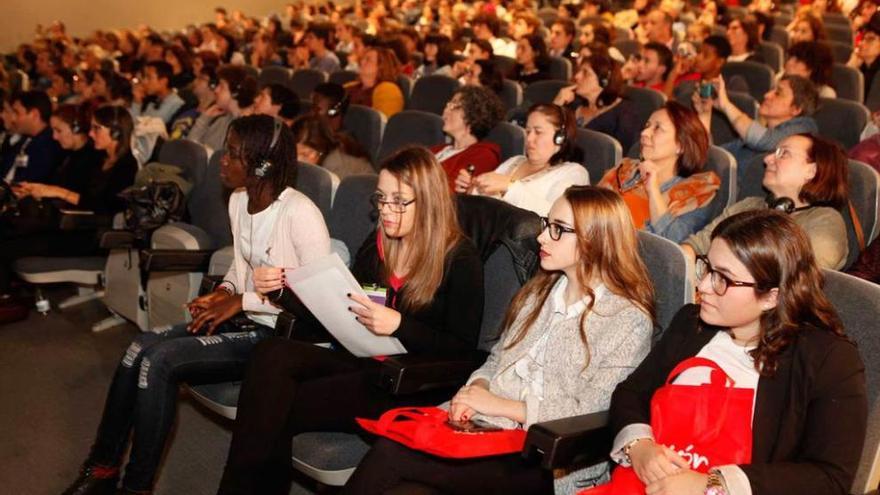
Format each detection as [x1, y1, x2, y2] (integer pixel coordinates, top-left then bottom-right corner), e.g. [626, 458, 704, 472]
[610, 305, 867, 495]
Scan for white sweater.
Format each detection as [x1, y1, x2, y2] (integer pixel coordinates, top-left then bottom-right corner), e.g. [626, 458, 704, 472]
[477, 156, 590, 216]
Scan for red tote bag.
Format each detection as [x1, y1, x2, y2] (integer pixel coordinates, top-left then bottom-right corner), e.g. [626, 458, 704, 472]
[580, 357, 755, 495]
[357, 406, 527, 459]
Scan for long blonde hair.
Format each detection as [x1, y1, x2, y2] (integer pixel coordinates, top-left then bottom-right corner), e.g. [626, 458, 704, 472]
[503, 186, 656, 365]
[379, 146, 462, 312]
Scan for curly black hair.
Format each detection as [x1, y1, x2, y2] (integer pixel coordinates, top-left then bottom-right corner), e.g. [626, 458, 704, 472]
[453, 85, 504, 140]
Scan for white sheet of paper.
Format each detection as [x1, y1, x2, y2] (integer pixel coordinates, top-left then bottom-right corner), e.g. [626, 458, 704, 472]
[285, 252, 407, 357]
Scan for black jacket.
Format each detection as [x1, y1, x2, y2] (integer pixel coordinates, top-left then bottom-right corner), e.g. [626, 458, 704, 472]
[610, 305, 867, 495]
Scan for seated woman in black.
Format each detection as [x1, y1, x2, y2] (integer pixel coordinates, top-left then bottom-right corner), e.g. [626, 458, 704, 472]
[216, 146, 485, 495]
[554, 52, 641, 152]
[513, 34, 552, 87]
[608, 209, 867, 495]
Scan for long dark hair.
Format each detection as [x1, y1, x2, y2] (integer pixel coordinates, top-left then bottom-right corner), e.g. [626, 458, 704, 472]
[93, 104, 133, 161]
[710, 209, 845, 376]
[226, 115, 298, 197]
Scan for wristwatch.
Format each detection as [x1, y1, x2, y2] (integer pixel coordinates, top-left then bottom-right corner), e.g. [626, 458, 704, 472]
[622, 438, 647, 466]
[704, 471, 728, 495]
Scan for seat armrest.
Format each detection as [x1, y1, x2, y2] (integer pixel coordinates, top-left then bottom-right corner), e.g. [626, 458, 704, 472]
[59, 210, 113, 230]
[274, 311, 296, 339]
[100, 230, 138, 249]
[375, 352, 487, 396]
[199, 274, 225, 296]
[521, 411, 612, 470]
[140, 249, 215, 272]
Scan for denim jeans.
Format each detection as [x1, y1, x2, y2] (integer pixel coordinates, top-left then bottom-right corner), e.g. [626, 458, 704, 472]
[87, 317, 272, 491]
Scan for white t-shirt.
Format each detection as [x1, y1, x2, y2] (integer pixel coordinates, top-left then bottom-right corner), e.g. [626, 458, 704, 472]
[476, 156, 590, 216]
[238, 199, 284, 328]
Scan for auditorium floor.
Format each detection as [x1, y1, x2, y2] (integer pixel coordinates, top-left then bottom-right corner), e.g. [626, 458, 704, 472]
[0, 286, 314, 495]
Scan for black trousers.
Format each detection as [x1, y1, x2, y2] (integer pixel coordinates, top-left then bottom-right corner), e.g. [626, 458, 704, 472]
[342, 437, 553, 495]
[217, 337, 448, 495]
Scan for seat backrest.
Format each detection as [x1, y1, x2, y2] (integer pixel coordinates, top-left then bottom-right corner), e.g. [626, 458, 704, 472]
[158, 138, 208, 186]
[704, 145, 738, 218]
[813, 97, 869, 150]
[623, 85, 666, 131]
[242, 65, 259, 81]
[832, 64, 865, 102]
[826, 24, 854, 45]
[396, 75, 413, 107]
[829, 41, 854, 65]
[290, 68, 328, 100]
[737, 152, 769, 201]
[492, 55, 517, 78]
[547, 56, 572, 81]
[637, 231, 694, 333]
[867, 72, 880, 113]
[821, 270, 880, 495]
[613, 39, 642, 60]
[376, 110, 445, 162]
[408, 74, 461, 115]
[499, 78, 523, 110]
[328, 70, 359, 86]
[722, 61, 774, 102]
[295, 162, 334, 220]
[486, 122, 526, 162]
[615, 26, 633, 41]
[769, 25, 789, 50]
[575, 128, 622, 183]
[675, 83, 756, 146]
[258, 66, 292, 89]
[328, 174, 379, 257]
[844, 160, 880, 267]
[523, 79, 570, 106]
[478, 246, 524, 350]
[757, 41, 784, 73]
[824, 12, 852, 26]
[342, 104, 385, 165]
[537, 6, 558, 27]
[188, 150, 232, 247]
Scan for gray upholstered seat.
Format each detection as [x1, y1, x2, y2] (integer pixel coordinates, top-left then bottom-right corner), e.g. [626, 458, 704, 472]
[342, 104, 385, 165]
[329, 70, 359, 86]
[499, 79, 523, 111]
[547, 56, 572, 81]
[295, 162, 335, 220]
[757, 41, 784, 73]
[407, 75, 460, 115]
[813, 97, 869, 150]
[622, 85, 666, 132]
[258, 66, 292, 89]
[486, 122, 526, 162]
[574, 128, 622, 184]
[523, 79, 570, 106]
[14, 257, 105, 286]
[831, 64, 864, 102]
[722, 61, 774, 102]
[290, 68, 328, 100]
[376, 111, 444, 162]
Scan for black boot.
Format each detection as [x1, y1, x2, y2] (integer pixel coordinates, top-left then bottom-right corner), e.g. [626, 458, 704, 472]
[61, 466, 119, 495]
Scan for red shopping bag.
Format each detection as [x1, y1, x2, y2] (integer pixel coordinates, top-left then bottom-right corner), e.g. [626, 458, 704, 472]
[357, 406, 527, 459]
[580, 357, 755, 495]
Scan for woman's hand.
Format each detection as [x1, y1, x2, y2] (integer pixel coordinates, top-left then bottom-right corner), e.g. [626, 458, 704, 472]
[645, 469, 708, 495]
[638, 159, 662, 192]
[472, 172, 512, 196]
[629, 439, 690, 485]
[11, 182, 33, 199]
[204, 104, 226, 117]
[691, 89, 714, 118]
[450, 381, 509, 419]
[454, 168, 473, 193]
[253, 266, 285, 295]
[553, 84, 577, 106]
[186, 291, 243, 334]
[710, 76, 731, 112]
[348, 293, 402, 335]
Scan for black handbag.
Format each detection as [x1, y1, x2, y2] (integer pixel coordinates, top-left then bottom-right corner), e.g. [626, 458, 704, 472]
[119, 181, 187, 240]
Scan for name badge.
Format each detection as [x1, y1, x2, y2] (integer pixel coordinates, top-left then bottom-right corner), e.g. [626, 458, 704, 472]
[13, 153, 28, 170]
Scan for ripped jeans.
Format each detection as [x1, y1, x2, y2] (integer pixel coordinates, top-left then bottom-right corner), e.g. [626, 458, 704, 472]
[86, 317, 272, 492]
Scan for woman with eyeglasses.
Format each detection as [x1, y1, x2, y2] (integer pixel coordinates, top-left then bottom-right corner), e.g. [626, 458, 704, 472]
[598, 101, 720, 243]
[607, 209, 866, 495]
[342, 186, 655, 494]
[216, 146, 484, 495]
[431, 86, 505, 191]
[456, 103, 589, 216]
[61, 115, 331, 495]
[682, 133, 849, 270]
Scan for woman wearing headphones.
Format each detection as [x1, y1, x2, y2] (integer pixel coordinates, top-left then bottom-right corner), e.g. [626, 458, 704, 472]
[289, 114, 374, 180]
[683, 133, 849, 270]
[456, 104, 589, 216]
[598, 101, 720, 243]
[187, 64, 258, 153]
[61, 115, 331, 495]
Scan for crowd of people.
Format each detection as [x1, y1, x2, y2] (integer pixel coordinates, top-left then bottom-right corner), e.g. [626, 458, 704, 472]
[0, 0, 875, 494]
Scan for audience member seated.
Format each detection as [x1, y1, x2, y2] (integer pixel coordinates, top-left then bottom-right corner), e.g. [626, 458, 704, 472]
[130, 61, 186, 126]
[290, 114, 373, 180]
[343, 186, 656, 494]
[726, 16, 767, 64]
[431, 85, 504, 190]
[60, 115, 331, 495]
[164, 45, 195, 90]
[169, 66, 217, 139]
[640, 8, 677, 49]
[608, 209, 866, 495]
[459, 59, 505, 95]
[188, 64, 257, 154]
[634, 42, 673, 92]
[848, 12, 880, 102]
[48, 68, 76, 105]
[344, 47, 404, 118]
[472, 13, 516, 59]
[667, 35, 730, 100]
[305, 23, 341, 73]
[787, 13, 829, 45]
[0, 94, 23, 176]
[512, 34, 552, 87]
[457, 104, 589, 216]
[549, 18, 577, 64]
[683, 133, 849, 270]
[695, 75, 819, 182]
[415, 33, 455, 78]
[249, 31, 284, 68]
[599, 101, 720, 243]
[1, 90, 64, 182]
[311, 82, 372, 161]
[251, 83, 300, 122]
[216, 146, 485, 495]
[784, 41, 837, 99]
[554, 52, 641, 152]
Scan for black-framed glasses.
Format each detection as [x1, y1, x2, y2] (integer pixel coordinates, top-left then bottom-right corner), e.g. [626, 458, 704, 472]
[695, 255, 760, 296]
[369, 193, 416, 213]
[540, 217, 576, 241]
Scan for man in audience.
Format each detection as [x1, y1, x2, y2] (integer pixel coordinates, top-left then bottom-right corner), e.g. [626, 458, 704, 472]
[849, 12, 880, 102]
[549, 19, 577, 64]
[472, 13, 516, 59]
[47, 68, 76, 105]
[664, 35, 730, 98]
[635, 42, 673, 91]
[252, 83, 300, 123]
[640, 9, 677, 49]
[304, 24, 341, 73]
[695, 74, 819, 181]
[1, 91, 64, 183]
[130, 61, 186, 126]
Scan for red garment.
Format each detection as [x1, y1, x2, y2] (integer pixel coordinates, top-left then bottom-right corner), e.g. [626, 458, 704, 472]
[675, 72, 701, 85]
[429, 142, 502, 192]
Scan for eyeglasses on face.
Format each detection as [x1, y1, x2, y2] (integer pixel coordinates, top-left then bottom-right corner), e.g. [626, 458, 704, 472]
[369, 192, 416, 213]
[540, 216, 576, 241]
[695, 255, 760, 296]
[772, 146, 810, 161]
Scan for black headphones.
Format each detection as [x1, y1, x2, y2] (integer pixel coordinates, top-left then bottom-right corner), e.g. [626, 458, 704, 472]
[766, 194, 813, 214]
[254, 119, 283, 178]
[552, 104, 567, 146]
[70, 106, 88, 135]
[326, 94, 348, 117]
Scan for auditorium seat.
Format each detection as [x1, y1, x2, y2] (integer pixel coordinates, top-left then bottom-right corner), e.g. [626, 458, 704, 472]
[574, 128, 622, 184]
[376, 110, 444, 162]
[407, 74, 460, 115]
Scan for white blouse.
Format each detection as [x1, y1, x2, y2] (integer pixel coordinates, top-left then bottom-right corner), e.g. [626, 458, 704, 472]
[474, 155, 590, 216]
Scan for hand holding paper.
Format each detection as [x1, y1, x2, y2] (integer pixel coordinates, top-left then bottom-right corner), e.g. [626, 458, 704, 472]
[348, 293, 401, 335]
